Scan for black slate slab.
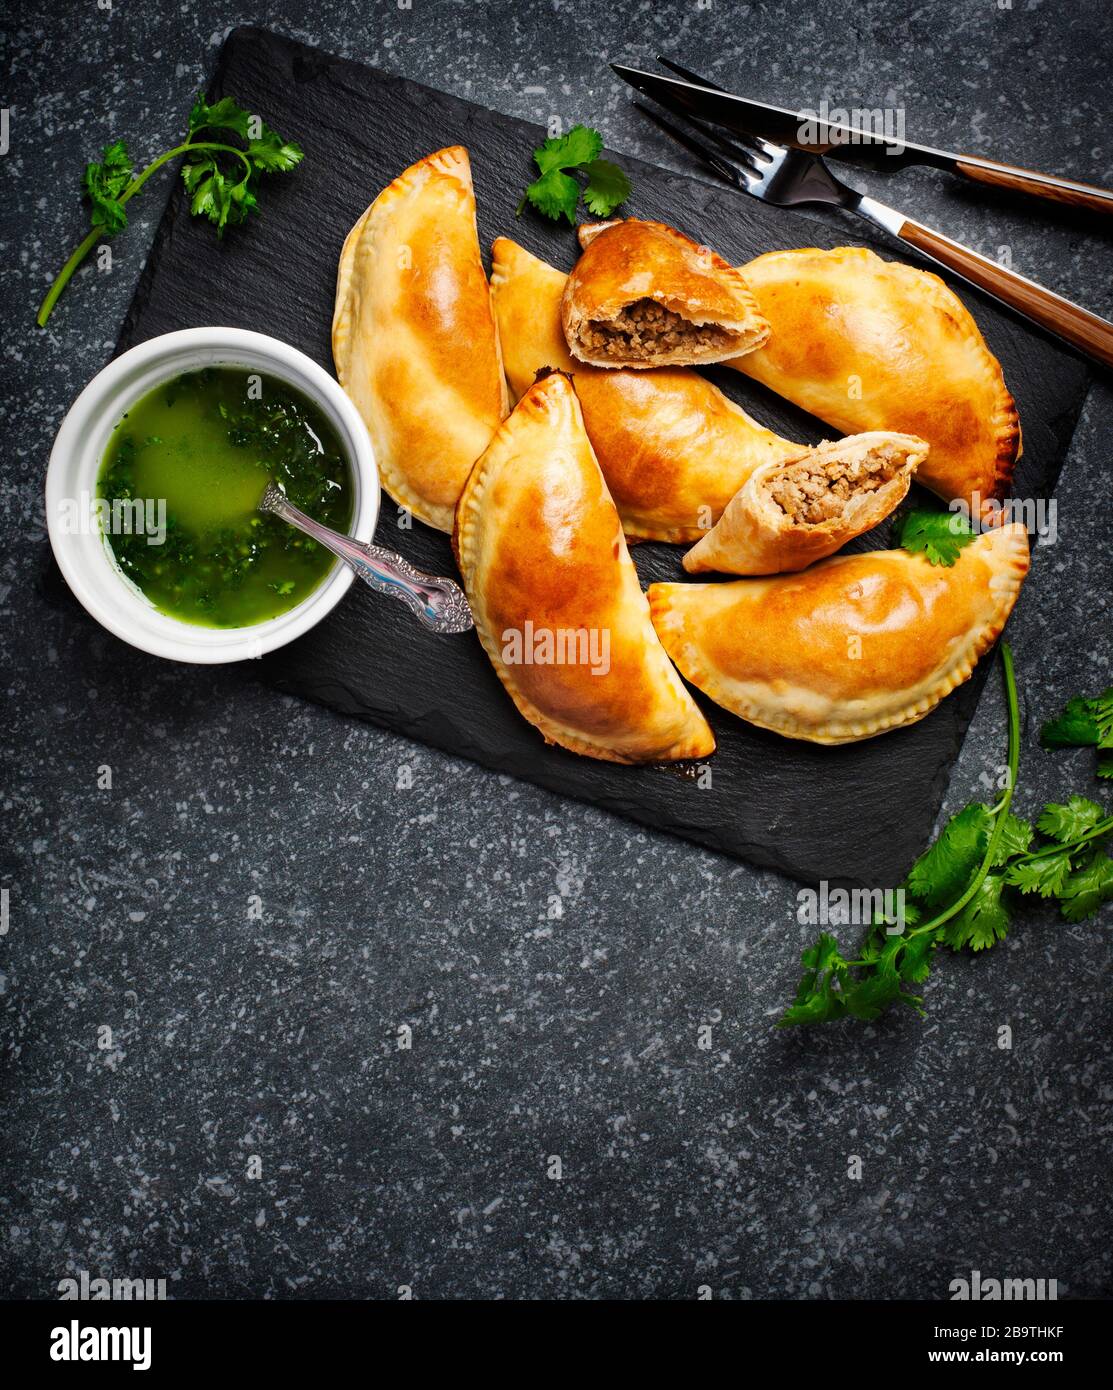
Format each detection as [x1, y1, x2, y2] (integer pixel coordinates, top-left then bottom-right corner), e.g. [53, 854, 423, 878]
[113, 26, 1091, 887]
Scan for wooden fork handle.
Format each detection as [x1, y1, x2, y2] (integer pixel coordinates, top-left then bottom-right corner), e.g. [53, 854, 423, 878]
[895, 216, 1113, 371]
[955, 157, 1113, 216]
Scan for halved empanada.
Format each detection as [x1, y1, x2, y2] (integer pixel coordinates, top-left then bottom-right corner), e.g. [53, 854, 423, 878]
[491, 237, 800, 543]
[683, 431, 928, 576]
[453, 371, 715, 764]
[333, 146, 508, 532]
[651, 523, 1029, 744]
[728, 246, 1021, 518]
[563, 218, 770, 368]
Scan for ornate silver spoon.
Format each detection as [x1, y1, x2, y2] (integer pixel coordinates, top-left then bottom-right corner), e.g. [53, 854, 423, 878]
[259, 482, 473, 634]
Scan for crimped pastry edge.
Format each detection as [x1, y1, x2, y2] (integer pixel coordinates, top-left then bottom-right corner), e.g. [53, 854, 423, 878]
[739, 245, 1022, 511]
[453, 374, 715, 764]
[651, 523, 1030, 745]
[332, 146, 497, 533]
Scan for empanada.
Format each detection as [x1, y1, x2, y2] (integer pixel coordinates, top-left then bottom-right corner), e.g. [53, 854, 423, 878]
[651, 523, 1029, 745]
[491, 237, 801, 543]
[563, 218, 770, 368]
[728, 246, 1021, 518]
[453, 371, 715, 764]
[333, 146, 508, 532]
[683, 431, 928, 576]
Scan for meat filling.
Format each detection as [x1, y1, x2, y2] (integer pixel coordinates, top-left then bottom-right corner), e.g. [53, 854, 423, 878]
[581, 298, 737, 360]
[767, 444, 906, 527]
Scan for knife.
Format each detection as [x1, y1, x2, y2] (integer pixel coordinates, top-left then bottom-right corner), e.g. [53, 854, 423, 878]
[612, 61, 1113, 217]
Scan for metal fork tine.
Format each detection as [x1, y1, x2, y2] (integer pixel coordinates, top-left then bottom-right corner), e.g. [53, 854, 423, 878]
[655, 56, 727, 93]
[683, 112, 773, 172]
[654, 58, 785, 160]
[633, 102, 758, 190]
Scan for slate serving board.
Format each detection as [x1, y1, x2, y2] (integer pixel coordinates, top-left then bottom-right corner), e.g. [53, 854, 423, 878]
[113, 26, 1091, 886]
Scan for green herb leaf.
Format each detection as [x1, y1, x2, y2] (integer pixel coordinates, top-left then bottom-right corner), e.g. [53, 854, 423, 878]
[1092, 690, 1113, 740]
[896, 508, 977, 566]
[1058, 849, 1113, 921]
[84, 140, 133, 234]
[1004, 851, 1073, 898]
[992, 813, 1034, 864]
[518, 123, 630, 224]
[898, 930, 936, 985]
[39, 93, 302, 326]
[779, 649, 1113, 1029]
[940, 873, 1011, 951]
[778, 933, 851, 1026]
[582, 159, 632, 217]
[1041, 689, 1113, 784]
[1036, 796, 1105, 843]
[533, 124, 603, 174]
[1041, 696, 1103, 748]
[523, 167, 582, 223]
[905, 803, 993, 912]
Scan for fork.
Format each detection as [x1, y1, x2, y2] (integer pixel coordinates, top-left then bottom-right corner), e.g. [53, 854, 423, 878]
[632, 88, 1113, 372]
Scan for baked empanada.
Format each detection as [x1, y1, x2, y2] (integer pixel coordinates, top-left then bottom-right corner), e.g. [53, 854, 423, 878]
[683, 431, 928, 576]
[728, 246, 1021, 518]
[453, 371, 715, 764]
[491, 237, 800, 543]
[333, 146, 508, 532]
[651, 523, 1029, 744]
[563, 218, 770, 368]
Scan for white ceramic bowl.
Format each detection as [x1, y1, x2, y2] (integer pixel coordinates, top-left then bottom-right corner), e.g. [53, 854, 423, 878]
[46, 327, 379, 663]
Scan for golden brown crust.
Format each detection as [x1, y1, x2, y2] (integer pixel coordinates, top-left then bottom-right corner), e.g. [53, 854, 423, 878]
[682, 431, 928, 576]
[728, 246, 1021, 519]
[651, 523, 1029, 744]
[332, 146, 508, 532]
[453, 372, 715, 764]
[491, 237, 801, 543]
[562, 219, 770, 368]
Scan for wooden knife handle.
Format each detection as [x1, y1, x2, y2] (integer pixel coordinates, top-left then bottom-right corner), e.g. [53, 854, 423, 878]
[897, 217, 1113, 371]
[956, 157, 1113, 216]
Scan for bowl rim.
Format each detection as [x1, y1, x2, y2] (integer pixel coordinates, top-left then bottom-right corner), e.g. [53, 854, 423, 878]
[46, 327, 379, 664]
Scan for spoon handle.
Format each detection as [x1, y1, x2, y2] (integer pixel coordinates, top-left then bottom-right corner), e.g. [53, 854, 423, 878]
[260, 484, 473, 634]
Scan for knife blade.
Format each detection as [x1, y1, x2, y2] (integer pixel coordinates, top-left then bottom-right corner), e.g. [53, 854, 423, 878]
[611, 62, 1113, 215]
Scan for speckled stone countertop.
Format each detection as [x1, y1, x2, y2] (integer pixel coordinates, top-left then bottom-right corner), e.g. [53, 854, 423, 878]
[2, 0, 1111, 1300]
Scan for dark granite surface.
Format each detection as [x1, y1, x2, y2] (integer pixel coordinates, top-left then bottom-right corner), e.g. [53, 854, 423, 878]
[2, 0, 1111, 1300]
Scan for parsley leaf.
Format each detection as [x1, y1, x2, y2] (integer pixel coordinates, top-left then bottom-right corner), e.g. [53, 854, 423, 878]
[779, 647, 1113, 1030]
[1058, 849, 1113, 921]
[940, 873, 1010, 951]
[38, 93, 302, 325]
[533, 125, 603, 173]
[1036, 796, 1105, 843]
[1041, 689, 1113, 782]
[896, 508, 978, 566]
[189, 95, 303, 174]
[1005, 851, 1072, 898]
[524, 167, 582, 223]
[1041, 696, 1103, 748]
[905, 803, 993, 913]
[518, 123, 631, 224]
[992, 813, 1034, 864]
[582, 159, 633, 217]
[84, 140, 133, 234]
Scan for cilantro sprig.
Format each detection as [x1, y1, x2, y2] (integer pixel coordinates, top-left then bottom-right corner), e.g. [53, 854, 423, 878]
[1041, 687, 1113, 780]
[781, 644, 1113, 1027]
[37, 94, 303, 326]
[895, 507, 978, 566]
[517, 124, 631, 224]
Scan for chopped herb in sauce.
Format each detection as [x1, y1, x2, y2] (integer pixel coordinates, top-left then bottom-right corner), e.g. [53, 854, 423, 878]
[97, 366, 353, 628]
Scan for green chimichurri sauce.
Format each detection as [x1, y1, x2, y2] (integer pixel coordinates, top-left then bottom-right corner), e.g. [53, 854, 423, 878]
[97, 366, 354, 628]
